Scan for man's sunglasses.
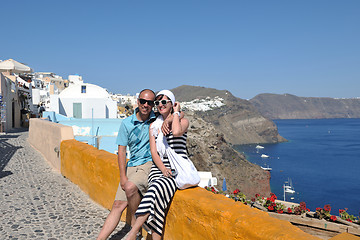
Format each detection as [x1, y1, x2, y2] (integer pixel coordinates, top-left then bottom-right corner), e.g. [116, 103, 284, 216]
[155, 100, 172, 106]
[139, 98, 154, 106]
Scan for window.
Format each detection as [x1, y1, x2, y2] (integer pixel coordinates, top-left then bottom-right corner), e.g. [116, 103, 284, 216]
[81, 85, 86, 93]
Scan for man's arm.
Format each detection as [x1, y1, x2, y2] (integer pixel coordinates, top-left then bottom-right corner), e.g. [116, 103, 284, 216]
[118, 145, 128, 190]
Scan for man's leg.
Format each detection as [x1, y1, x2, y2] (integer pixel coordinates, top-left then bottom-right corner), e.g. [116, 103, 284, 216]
[124, 161, 152, 226]
[123, 181, 141, 226]
[97, 200, 127, 240]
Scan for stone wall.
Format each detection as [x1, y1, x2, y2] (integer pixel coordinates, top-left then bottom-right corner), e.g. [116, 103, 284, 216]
[28, 118, 74, 171]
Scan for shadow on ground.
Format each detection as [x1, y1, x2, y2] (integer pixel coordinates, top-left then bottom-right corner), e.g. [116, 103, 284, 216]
[109, 224, 131, 240]
[0, 132, 23, 179]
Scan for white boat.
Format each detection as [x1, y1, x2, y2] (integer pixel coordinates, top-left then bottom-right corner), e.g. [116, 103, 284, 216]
[284, 178, 295, 194]
[261, 154, 269, 158]
[261, 166, 272, 171]
[256, 145, 264, 149]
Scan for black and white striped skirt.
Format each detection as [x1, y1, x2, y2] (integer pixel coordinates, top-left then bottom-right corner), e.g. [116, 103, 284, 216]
[135, 158, 177, 235]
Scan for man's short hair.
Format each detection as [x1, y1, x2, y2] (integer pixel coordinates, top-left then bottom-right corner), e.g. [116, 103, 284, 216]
[139, 89, 155, 99]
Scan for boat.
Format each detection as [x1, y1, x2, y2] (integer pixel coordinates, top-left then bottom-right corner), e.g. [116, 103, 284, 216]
[256, 145, 264, 149]
[284, 178, 295, 194]
[261, 154, 269, 158]
[261, 166, 272, 171]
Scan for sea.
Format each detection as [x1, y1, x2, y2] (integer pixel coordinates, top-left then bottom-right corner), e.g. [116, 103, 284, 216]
[234, 118, 360, 216]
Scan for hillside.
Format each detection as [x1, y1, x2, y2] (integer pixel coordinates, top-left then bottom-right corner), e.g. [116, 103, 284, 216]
[250, 93, 360, 119]
[172, 85, 286, 145]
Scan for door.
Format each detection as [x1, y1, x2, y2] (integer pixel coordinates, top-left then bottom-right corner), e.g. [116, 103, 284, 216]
[73, 103, 82, 118]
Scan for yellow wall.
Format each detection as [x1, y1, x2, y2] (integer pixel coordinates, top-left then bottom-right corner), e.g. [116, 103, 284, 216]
[164, 187, 319, 240]
[61, 140, 119, 210]
[330, 233, 360, 240]
[60, 139, 322, 240]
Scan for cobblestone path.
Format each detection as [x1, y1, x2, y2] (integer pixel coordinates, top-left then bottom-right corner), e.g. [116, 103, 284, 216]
[0, 130, 128, 239]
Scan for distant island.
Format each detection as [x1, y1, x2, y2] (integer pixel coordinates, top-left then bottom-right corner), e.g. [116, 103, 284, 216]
[250, 93, 360, 119]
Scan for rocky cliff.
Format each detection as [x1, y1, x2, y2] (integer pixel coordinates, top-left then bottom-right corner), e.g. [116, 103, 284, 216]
[166, 85, 286, 197]
[250, 93, 360, 119]
[185, 111, 271, 197]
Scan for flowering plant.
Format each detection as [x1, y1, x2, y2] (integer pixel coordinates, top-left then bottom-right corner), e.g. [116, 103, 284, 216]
[204, 187, 360, 224]
[261, 193, 285, 213]
[339, 208, 357, 223]
[291, 201, 309, 215]
[316, 204, 337, 221]
[204, 186, 219, 194]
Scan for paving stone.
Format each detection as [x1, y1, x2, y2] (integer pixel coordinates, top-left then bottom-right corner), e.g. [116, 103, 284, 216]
[0, 130, 127, 239]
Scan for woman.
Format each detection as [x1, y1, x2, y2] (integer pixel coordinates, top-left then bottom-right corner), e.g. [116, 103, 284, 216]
[126, 90, 189, 240]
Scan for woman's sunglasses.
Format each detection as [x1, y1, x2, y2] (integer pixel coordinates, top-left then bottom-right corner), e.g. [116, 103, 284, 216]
[139, 98, 154, 106]
[155, 100, 172, 106]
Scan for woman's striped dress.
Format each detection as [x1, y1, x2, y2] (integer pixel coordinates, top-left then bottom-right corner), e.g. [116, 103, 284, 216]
[135, 132, 188, 236]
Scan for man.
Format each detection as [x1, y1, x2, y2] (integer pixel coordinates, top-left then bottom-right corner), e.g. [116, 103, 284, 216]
[38, 103, 45, 118]
[97, 89, 156, 240]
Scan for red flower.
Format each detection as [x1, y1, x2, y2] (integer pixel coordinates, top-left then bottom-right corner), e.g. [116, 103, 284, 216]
[339, 209, 345, 214]
[330, 215, 337, 221]
[287, 208, 292, 213]
[251, 198, 255, 202]
[266, 197, 271, 201]
[346, 219, 352, 223]
[270, 193, 277, 202]
[324, 204, 331, 212]
[306, 208, 310, 212]
[300, 202, 306, 211]
[233, 189, 240, 194]
[268, 205, 274, 211]
[316, 207, 322, 212]
[277, 209, 283, 214]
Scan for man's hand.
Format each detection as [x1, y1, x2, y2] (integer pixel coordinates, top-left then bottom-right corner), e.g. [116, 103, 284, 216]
[161, 118, 171, 135]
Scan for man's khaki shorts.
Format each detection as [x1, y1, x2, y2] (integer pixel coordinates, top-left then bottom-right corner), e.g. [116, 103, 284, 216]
[115, 161, 152, 201]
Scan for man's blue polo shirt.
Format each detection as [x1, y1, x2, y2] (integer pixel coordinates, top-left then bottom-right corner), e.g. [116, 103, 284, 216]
[116, 108, 156, 167]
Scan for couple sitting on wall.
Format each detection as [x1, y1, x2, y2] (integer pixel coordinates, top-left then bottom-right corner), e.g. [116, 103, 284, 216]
[97, 89, 192, 240]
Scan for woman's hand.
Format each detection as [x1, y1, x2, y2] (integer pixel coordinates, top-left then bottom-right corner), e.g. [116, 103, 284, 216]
[162, 168, 173, 178]
[173, 101, 181, 113]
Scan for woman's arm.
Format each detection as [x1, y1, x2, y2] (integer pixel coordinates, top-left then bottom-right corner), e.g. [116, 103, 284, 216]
[149, 124, 173, 177]
[171, 102, 189, 137]
[161, 111, 185, 135]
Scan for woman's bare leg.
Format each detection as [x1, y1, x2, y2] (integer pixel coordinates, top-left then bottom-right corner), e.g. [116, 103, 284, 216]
[151, 232, 162, 240]
[125, 213, 150, 240]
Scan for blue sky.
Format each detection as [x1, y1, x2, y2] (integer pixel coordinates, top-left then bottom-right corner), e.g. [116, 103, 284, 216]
[1, 0, 359, 99]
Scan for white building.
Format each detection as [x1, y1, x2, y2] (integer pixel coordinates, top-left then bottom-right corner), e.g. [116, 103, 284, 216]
[113, 93, 137, 106]
[198, 171, 218, 188]
[50, 83, 117, 118]
[31, 72, 69, 112]
[68, 74, 83, 85]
